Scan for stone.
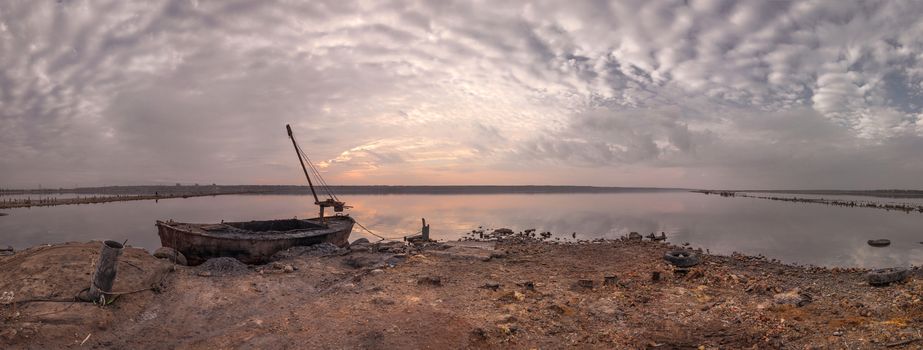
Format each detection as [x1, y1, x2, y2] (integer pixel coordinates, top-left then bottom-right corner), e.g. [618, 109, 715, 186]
[283, 265, 295, 273]
[517, 281, 535, 291]
[470, 328, 488, 341]
[351, 238, 371, 246]
[628, 232, 643, 241]
[773, 289, 812, 307]
[603, 276, 619, 286]
[345, 256, 381, 269]
[492, 228, 514, 235]
[499, 291, 525, 302]
[573, 279, 595, 290]
[481, 281, 501, 291]
[153, 247, 187, 266]
[377, 241, 407, 253]
[417, 276, 442, 286]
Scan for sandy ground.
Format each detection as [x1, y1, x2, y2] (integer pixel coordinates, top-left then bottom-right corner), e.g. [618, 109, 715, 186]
[1, 236, 922, 349]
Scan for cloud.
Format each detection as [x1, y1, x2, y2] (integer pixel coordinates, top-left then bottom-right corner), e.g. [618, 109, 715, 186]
[1, 0, 923, 188]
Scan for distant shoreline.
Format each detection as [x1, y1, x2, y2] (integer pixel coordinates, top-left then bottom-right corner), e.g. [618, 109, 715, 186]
[699, 189, 923, 199]
[3, 185, 922, 198]
[0, 185, 688, 196]
[0, 192, 251, 210]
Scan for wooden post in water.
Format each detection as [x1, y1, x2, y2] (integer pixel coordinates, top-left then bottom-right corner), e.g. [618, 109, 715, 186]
[421, 218, 430, 241]
[84, 240, 123, 303]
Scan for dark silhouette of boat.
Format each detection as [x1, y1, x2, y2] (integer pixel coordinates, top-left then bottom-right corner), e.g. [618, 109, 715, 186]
[156, 216, 354, 265]
[156, 124, 354, 265]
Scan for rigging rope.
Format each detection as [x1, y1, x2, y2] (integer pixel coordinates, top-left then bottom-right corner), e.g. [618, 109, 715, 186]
[300, 145, 337, 201]
[294, 142, 338, 201]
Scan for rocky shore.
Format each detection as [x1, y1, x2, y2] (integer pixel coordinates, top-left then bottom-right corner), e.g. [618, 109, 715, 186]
[1, 234, 921, 349]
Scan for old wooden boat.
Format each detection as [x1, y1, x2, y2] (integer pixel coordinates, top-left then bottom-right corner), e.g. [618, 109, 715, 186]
[156, 124, 354, 265]
[156, 216, 354, 265]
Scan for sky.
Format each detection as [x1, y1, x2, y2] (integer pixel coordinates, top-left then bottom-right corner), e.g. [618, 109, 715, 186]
[2, 0, 923, 189]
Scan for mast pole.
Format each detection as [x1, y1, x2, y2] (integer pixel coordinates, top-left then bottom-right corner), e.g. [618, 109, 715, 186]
[286, 124, 320, 204]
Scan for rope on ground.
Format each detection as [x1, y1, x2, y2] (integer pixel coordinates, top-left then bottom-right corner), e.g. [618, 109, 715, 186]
[11, 259, 173, 309]
[352, 219, 416, 242]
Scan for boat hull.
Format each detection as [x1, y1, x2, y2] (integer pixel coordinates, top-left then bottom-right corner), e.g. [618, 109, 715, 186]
[156, 216, 354, 265]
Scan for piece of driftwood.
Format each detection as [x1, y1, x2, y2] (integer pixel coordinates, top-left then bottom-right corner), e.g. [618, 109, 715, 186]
[84, 240, 123, 303]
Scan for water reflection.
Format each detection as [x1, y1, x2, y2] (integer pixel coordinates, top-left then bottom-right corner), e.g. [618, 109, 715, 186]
[1, 192, 921, 268]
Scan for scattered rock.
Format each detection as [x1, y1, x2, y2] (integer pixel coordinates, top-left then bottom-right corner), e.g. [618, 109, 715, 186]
[628, 232, 643, 241]
[417, 276, 442, 287]
[0, 245, 13, 256]
[344, 255, 382, 269]
[271, 243, 343, 260]
[385, 254, 406, 267]
[547, 304, 569, 315]
[470, 327, 488, 341]
[516, 281, 535, 291]
[377, 241, 407, 253]
[773, 289, 812, 307]
[351, 238, 370, 246]
[283, 265, 295, 273]
[499, 290, 525, 302]
[492, 228, 514, 235]
[497, 324, 515, 335]
[197, 257, 249, 277]
[481, 281, 501, 291]
[651, 271, 661, 282]
[153, 247, 187, 266]
[603, 276, 619, 286]
[573, 279, 595, 290]
[370, 269, 384, 275]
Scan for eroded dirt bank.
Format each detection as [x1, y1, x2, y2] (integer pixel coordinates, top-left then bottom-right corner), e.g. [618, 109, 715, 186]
[2, 238, 922, 349]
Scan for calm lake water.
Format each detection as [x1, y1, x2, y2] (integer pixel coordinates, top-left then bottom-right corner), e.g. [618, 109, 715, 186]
[1, 191, 921, 268]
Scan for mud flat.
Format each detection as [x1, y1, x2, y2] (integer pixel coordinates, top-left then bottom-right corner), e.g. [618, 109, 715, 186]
[1, 236, 922, 349]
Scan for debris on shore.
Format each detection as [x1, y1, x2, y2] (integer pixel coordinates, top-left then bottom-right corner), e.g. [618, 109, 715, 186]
[2, 238, 921, 349]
